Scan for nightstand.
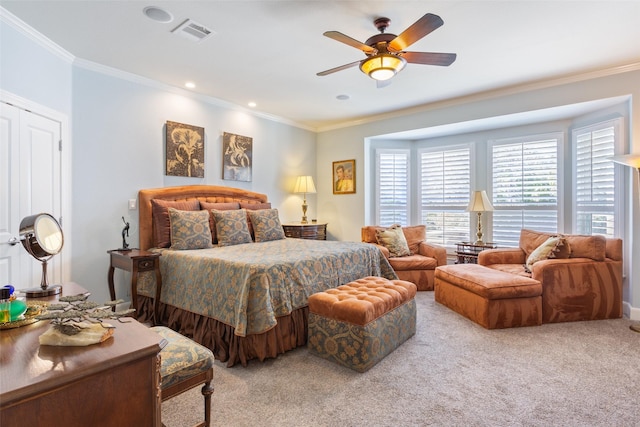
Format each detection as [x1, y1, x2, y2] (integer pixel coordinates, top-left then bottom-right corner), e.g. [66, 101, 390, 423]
[107, 249, 162, 324]
[282, 222, 327, 240]
[455, 242, 498, 264]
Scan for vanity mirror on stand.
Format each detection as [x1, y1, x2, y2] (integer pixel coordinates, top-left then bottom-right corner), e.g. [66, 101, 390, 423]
[19, 213, 64, 298]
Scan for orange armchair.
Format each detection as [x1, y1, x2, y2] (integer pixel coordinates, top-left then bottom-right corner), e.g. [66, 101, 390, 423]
[361, 225, 447, 291]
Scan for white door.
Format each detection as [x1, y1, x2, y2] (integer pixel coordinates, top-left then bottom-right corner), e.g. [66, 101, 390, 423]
[0, 102, 63, 289]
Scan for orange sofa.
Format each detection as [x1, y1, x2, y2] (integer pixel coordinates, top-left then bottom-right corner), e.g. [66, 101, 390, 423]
[361, 225, 447, 291]
[477, 229, 623, 324]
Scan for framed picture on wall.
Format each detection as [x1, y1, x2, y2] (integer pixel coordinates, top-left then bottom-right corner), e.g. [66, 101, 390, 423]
[165, 121, 204, 178]
[222, 132, 252, 182]
[332, 159, 355, 194]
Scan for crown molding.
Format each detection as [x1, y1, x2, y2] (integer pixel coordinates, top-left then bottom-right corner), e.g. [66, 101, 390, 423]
[72, 59, 315, 132]
[316, 62, 640, 133]
[0, 6, 74, 64]
[1, 5, 313, 132]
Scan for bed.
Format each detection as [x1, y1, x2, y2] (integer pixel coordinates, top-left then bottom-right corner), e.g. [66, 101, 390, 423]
[135, 185, 396, 367]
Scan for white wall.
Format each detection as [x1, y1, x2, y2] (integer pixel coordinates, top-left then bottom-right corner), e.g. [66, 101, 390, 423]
[317, 68, 640, 319]
[0, 12, 72, 114]
[71, 65, 317, 303]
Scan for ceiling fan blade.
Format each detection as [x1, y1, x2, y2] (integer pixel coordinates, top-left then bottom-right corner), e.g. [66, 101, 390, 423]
[401, 51, 457, 66]
[316, 60, 362, 76]
[388, 13, 444, 52]
[323, 31, 376, 54]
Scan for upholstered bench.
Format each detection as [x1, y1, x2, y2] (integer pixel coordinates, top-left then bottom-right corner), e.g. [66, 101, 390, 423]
[434, 264, 543, 329]
[307, 276, 417, 372]
[150, 326, 215, 427]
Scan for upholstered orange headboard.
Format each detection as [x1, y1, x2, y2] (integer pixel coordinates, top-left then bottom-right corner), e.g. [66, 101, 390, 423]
[138, 185, 268, 251]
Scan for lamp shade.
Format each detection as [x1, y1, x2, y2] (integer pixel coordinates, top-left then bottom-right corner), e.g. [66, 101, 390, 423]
[610, 154, 640, 169]
[466, 190, 494, 212]
[359, 54, 407, 81]
[293, 176, 317, 194]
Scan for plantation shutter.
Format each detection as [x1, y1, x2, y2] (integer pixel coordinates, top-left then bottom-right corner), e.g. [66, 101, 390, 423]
[376, 149, 409, 225]
[491, 135, 559, 247]
[574, 122, 616, 237]
[420, 147, 470, 248]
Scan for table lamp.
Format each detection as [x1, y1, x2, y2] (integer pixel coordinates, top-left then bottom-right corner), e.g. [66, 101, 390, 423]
[293, 176, 317, 224]
[466, 190, 494, 245]
[610, 153, 640, 333]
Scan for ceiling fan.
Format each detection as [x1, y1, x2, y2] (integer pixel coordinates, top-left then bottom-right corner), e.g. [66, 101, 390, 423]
[317, 13, 456, 85]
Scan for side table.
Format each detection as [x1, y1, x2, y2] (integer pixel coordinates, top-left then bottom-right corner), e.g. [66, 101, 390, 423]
[282, 222, 327, 240]
[108, 249, 162, 325]
[455, 242, 498, 264]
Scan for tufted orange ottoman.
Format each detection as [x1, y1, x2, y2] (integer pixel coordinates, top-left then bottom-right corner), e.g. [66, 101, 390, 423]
[435, 264, 543, 329]
[307, 276, 417, 372]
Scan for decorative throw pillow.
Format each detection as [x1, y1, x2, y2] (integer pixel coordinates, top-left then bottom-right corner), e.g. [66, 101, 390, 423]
[247, 209, 286, 242]
[525, 235, 567, 272]
[552, 235, 571, 259]
[240, 202, 272, 240]
[211, 209, 253, 247]
[200, 202, 240, 243]
[168, 208, 213, 250]
[375, 224, 411, 257]
[151, 199, 200, 248]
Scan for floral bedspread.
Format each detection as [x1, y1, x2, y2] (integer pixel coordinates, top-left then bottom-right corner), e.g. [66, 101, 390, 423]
[137, 239, 396, 336]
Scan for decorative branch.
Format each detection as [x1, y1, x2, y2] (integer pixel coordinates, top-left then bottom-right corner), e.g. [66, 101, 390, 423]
[36, 293, 136, 335]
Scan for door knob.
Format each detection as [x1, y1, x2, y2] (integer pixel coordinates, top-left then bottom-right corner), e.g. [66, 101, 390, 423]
[5, 237, 21, 246]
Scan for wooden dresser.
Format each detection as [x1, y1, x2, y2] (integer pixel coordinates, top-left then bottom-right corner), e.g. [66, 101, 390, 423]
[0, 283, 165, 427]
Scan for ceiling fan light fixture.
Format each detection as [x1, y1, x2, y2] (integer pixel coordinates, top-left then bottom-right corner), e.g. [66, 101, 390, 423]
[360, 54, 406, 81]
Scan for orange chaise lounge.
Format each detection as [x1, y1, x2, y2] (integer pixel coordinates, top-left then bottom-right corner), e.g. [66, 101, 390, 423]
[435, 229, 623, 328]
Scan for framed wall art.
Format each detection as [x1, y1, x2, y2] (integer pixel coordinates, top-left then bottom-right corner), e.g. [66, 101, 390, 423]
[332, 159, 355, 194]
[222, 132, 252, 182]
[165, 121, 204, 178]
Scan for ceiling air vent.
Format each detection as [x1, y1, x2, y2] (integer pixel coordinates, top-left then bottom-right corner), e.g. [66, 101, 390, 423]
[171, 19, 215, 43]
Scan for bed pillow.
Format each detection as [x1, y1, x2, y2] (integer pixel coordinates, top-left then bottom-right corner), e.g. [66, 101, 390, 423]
[247, 209, 286, 242]
[151, 199, 200, 248]
[211, 209, 253, 247]
[168, 208, 213, 250]
[525, 235, 570, 272]
[240, 202, 272, 240]
[200, 202, 240, 243]
[240, 202, 272, 210]
[375, 224, 411, 257]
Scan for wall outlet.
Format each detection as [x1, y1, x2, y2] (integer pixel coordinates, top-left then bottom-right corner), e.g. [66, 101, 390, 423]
[128, 199, 137, 210]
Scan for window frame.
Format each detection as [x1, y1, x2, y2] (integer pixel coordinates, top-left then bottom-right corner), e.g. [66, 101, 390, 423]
[488, 132, 564, 246]
[418, 143, 473, 249]
[571, 118, 625, 238]
[374, 148, 411, 226]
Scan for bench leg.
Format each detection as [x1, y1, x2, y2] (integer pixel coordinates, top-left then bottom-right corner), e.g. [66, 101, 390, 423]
[201, 380, 214, 427]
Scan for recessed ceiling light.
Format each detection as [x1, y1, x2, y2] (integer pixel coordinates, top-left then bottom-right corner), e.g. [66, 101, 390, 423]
[248, 102, 257, 108]
[185, 82, 196, 89]
[336, 94, 350, 101]
[143, 6, 173, 23]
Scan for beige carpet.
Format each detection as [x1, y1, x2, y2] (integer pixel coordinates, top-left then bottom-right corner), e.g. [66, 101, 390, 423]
[162, 292, 639, 426]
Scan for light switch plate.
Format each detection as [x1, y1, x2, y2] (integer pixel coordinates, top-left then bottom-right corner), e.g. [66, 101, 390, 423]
[128, 199, 137, 210]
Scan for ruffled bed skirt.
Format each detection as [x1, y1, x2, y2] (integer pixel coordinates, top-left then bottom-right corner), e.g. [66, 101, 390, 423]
[137, 295, 309, 367]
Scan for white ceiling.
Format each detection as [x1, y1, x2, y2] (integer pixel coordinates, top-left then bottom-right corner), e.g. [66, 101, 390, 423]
[3, 1, 640, 131]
